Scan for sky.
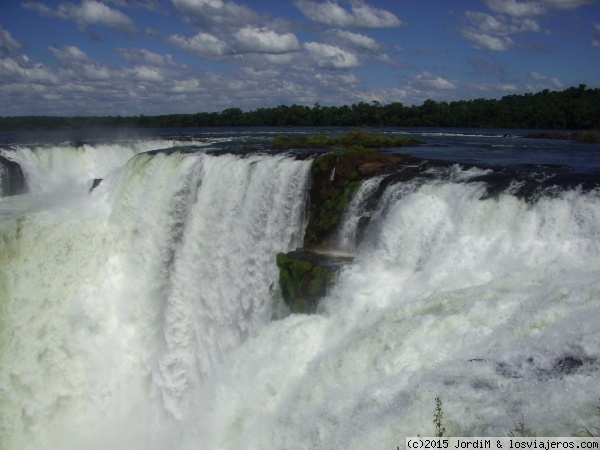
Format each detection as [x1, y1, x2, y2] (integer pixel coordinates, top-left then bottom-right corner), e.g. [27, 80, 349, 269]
[1, 0, 599, 116]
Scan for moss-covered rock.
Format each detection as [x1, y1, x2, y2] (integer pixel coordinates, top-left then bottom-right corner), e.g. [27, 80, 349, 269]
[274, 131, 431, 312]
[276, 250, 353, 314]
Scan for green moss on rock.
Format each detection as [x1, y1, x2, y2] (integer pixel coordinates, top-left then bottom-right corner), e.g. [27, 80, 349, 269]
[276, 251, 336, 314]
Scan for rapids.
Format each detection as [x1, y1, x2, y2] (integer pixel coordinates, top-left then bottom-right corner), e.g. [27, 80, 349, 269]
[0, 129, 599, 449]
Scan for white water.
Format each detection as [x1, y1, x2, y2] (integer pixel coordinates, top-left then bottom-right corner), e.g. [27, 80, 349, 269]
[0, 138, 208, 194]
[0, 148, 311, 449]
[1, 144, 599, 449]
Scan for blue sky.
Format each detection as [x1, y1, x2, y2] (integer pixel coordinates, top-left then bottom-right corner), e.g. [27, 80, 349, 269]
[1, 0, 599, 116]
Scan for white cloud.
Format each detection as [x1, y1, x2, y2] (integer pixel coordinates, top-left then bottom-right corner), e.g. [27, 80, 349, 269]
[461, 0, 596, 51]
[130, 65, 164, 82]
[171, 0, 260, 28]
[295, 0, 403, 29]
[172, 78, 202, 93]
[264, 53, 296, 65]
[483, 0, 597, 17]
[460, 30, 514, 51]
[80, 63, 115, 80]
[483, 0, 546, 17]
[530, 71, 547, 81]
[529, 71, 563, 88]
[465, 11, 540, 35]
[106, 0, 160, 9]
[459, 8, 543, 51]
[233, 27, 300, 54]
[242, 67, 281, 79]
[594, 22, 600, 45]
[331, 30, 379, 51]
[0, 26, 23, 57]
[168, 32, 229, 59]
[116, 48, 187, 68]
[540, 0, 597, 10]
[472, 82, 519, 93]
[313, 72, 361, 94]
[413, 72, 457, 90]
[304, 42, 360, 69]
[49, 45, 91, 62]
[23, 0, 135, 33]
[0, 57, 59, 84]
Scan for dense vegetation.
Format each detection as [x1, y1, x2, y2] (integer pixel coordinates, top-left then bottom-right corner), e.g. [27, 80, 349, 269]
[272, 129, 421, 149]
[1, 85, 599, 131]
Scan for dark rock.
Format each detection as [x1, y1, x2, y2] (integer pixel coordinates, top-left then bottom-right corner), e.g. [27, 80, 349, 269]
[304, 151, 425, 248]
[0, 155, 28, 196]
[552, 356, 585, 376]
[495, 361, 521, 379]
[236, 146, 260, 155]
[355, 216, 371, 245]
[358, 162, 386, 177]
[492, 354, 597, 381]
[89, 178, 103, 192]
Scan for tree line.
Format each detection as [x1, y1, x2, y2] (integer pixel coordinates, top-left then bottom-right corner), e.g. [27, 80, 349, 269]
[1, 85, 598, 132]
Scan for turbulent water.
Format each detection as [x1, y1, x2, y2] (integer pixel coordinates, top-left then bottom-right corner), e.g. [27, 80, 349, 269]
[1, 128, 599, 449]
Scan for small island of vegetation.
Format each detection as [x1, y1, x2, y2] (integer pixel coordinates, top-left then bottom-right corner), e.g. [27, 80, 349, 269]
[272, 130, 421, 150]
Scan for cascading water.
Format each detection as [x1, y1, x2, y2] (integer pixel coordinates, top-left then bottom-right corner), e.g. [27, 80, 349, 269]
[181, 168, 600, 449]
[1, 131, 599, 450]
[0, 138, 208, 194]
[0, 156, 27, 197]
[0, 146, 311, 449]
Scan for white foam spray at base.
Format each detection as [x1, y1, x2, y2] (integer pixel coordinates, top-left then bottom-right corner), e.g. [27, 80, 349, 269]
[1, 151, 599, 449]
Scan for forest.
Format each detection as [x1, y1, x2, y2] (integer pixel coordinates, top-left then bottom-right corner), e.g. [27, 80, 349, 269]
[1, 85, 598, 132]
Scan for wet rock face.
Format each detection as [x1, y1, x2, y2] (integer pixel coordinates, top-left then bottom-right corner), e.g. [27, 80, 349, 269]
[277, 148, 434, 314]
[0, 155, 28, 196]
[89, 178, 103, 192]
[304, 151, 423, 248]
[552, 355, 589, 376]
[492, 354, 597, 381]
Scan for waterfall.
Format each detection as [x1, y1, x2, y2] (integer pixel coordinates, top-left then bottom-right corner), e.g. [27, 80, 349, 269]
[1, 139, 599, 449]
[0, 149, 311, 449]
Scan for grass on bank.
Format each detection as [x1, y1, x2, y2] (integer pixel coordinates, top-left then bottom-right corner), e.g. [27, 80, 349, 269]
[272, 130, 421, 150]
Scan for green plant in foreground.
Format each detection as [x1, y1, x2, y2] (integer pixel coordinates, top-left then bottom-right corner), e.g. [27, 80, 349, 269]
[434, 396, 446, 437]
[424, 398, 600, 439]
[508, 416, 536, 437]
